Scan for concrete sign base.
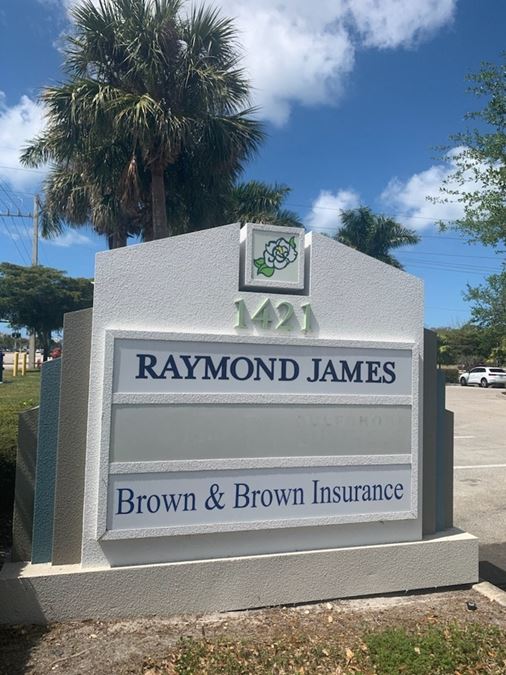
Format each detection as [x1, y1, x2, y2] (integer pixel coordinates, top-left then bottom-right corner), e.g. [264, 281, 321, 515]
[0, 529, 477, 624]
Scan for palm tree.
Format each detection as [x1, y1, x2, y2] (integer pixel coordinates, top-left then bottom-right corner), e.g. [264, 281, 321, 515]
[23, 132, 149, 248]
[336, 206, 420, 269]
[225, 181, 303, 227]
[22, 0, 264, 241]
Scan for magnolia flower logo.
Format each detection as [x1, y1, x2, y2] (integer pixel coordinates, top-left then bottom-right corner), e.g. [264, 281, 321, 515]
[254, 236, 298, 278]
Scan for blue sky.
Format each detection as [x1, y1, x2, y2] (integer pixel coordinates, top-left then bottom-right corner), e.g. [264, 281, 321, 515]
[0, 0, 504, 329]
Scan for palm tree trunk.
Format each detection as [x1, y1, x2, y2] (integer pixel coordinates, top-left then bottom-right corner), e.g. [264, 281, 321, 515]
[151, 161, 168, 240]
[107, 223, 128, 249]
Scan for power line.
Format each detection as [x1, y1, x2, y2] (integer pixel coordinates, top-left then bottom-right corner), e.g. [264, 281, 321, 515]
[406, 263, 492, 277]
[0, 216, 30, 264]
[290, 202, 452, 222]
[311, 225, 465, 239]
[426, 306, 469, 312]
[399, 250, 501, 261]
[0, 179, 36, 265]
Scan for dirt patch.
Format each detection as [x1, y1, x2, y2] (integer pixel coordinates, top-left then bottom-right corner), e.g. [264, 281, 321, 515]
[1, 587, 505, 674]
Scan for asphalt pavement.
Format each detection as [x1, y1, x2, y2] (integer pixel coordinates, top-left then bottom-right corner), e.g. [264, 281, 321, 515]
[447, 385, 506, 589]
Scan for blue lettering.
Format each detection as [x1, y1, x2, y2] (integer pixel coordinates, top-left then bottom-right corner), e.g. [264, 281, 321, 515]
[273, 487, 304, 506]
[384, 484, 393, 500]
[394, 483, 404, 500]
[280, 358, 299, 381]
[234, 482, 250, 508]
[159, 354, 182, 380]
[341, 360, 364, 383]
[202, 356, 230, 380]
[162, 493, 182, 511]
[180, 355, 205, 379]
[319, 359, 339, 382]
[253, 357, 276, 381]
[135, 353, 159, 379]
[230, 357, 255, 381]
[372, 484, 384, 500]
[382, 361, 396, 384]
[147, 494, 160, 513]
[366, 361, 382, 383]
[116, 488, 135, 515]
[307, 359, 321, 382]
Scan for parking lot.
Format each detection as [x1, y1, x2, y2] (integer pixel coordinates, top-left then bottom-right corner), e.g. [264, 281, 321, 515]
[447, 385, 506, 588]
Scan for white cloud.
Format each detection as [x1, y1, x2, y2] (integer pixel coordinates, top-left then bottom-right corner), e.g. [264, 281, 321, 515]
[46, 230, 95, 247]
[50, 0, 457, 126]
[213, 0, 457, 124]
[0, 92, 46, 190]
[380, 147, 477, 229]
[345, 0, 456, 49]
[305, 188, 360, 234]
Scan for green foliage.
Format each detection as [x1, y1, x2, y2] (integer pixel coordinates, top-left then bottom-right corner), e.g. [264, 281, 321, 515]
[466, 270, 506, 364]
[433, 323, 498, 367]
[437, 54, 506, 248]
[440, 365, 460, 383]
[0, 372, 41, 522]
[22, 0, 264, 242]
[336, 206, 420, 269]
[0, 263, 93, 358]
[227, 181, 303, 228]
[365, 623, 506, 675]
[465, 269, 506, 333]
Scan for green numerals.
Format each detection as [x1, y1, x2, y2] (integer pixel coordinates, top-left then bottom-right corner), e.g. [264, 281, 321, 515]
[251, 298, 273, 329]
[301, 303, 312, 333]
[234, 298, 312, 334]
[234, 299, 247, 329]
[275, 301, 294, 331]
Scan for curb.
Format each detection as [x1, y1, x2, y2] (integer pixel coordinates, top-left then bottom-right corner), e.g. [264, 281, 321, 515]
[473, 581, 506, 607]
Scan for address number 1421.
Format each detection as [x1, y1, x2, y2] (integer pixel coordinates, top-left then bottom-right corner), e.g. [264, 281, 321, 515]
[234, 298, 312, 333]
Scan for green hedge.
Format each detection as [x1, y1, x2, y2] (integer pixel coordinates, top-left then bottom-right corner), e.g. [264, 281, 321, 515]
[440, 366, 460, 383]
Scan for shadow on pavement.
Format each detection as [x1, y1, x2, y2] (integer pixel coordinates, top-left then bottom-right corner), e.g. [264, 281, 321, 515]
[479, 543, 506, 590]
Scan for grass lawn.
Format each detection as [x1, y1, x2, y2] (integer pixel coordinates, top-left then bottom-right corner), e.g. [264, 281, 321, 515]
[0, 371, 41, 528]
[163, 622, 506, 674]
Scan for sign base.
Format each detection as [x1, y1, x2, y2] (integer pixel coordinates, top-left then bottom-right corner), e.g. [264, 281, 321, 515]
[0, 529, 477, 624]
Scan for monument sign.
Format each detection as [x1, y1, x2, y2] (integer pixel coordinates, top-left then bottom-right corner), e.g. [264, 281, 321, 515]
[0, 222, 478, 623]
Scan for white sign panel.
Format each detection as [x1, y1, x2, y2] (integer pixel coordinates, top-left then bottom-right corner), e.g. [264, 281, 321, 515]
[110, 404, 412, 462]
[107, 465, 412, 532]
[113, 339, 412, 396]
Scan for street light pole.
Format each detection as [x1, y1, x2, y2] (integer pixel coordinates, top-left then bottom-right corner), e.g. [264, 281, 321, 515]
[28, 195, 39, 370]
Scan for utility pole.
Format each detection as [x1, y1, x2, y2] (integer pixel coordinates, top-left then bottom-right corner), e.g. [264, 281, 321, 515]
[28, 195, 39, 370]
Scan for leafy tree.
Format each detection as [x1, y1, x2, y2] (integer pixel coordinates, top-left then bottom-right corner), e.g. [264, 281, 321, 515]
[433, 324, 496, 368]
[0, 264, 93, 360]
[335, 206, 420, 269]
[437, 54, 506, 248]
[466, 270, 506, 331]
[22, 0, 263, 242]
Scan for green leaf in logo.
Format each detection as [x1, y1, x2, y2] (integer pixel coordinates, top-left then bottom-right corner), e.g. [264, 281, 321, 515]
[254, 257, 264, 269]
[289, 236, 296, 249]
[259, 265, 275, 277]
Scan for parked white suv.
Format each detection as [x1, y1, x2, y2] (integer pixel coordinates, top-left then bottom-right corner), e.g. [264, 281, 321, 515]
[459, 366, 506, 388]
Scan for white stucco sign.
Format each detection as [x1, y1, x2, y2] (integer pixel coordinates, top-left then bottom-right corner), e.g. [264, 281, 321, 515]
[1, 219, 479, 627]
[82, 222, 423, 567]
